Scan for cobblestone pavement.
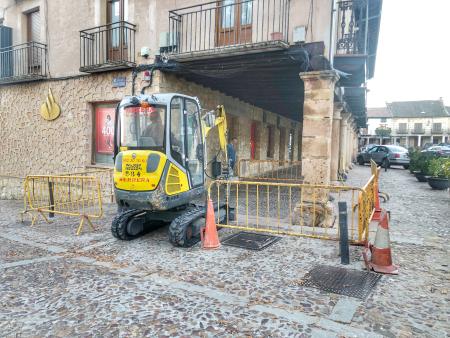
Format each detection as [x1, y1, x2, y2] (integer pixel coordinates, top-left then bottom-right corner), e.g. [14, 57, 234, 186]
[0, 165, 449, 337]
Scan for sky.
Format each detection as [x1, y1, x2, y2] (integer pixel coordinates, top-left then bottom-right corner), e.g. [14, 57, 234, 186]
[366, 0, 450, 108]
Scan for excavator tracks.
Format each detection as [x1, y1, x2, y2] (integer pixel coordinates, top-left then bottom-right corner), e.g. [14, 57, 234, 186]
[111, 209, 147, 240]
[168, 206, 206, 247]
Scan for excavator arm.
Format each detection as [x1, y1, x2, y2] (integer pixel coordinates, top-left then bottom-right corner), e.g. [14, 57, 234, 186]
[202, 105, 228, 165]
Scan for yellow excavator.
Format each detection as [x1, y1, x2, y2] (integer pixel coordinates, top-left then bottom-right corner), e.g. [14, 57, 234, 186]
[111, 93, 232, 246]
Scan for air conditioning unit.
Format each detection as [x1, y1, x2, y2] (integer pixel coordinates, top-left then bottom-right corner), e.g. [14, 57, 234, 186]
[293, 26, 306, 44]
[159, 32, 178, 53]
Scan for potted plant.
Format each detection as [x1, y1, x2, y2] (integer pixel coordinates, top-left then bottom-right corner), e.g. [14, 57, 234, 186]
[413, 153, 432, 182]
[408, 148, 420, 174]
[427, 158, 450, 190]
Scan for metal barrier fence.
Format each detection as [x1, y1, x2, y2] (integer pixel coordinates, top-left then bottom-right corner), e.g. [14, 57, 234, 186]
[237, 159, 303, 182]
[57, 168, 115, 203]
[23, 175, 103, 235]
[209, 170, 378, 244]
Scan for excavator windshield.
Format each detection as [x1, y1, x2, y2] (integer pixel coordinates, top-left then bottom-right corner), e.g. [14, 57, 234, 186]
[119, 104, 166, 150]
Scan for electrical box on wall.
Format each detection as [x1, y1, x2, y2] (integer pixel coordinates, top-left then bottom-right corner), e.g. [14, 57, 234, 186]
[293, 26, 306, 43]
[140, 46, 150, 58]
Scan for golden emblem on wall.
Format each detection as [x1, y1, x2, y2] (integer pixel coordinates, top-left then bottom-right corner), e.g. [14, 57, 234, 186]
[40, 88, 61, 121]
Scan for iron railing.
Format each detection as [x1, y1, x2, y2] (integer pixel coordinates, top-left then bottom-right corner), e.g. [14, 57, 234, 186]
[431, 127, 443, 134]
[0, 42, 47, 84]
[395, 129, 408, 135]
[168, 0, 290, 56]
[411, 128, 425, 135]
[80, 21, 136, 72]
[335, 0, 368, 55]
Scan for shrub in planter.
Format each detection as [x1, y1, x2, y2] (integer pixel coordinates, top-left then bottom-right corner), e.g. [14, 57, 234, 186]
[412, 152, 433, 182]
[427, 158, 450, 190]
[408, 148, 421, 173]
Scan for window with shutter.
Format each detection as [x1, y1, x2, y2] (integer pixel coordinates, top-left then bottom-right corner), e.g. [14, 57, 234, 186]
[0, 26, 13, 78]
[27, 10, 41, 42]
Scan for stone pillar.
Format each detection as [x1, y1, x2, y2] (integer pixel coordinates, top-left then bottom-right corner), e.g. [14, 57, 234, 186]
[299, 70, 339, 185]
[330, 103, 343, 181]
[339, 112, 350, 172]
[347, 119, 354, 168]
[418, 135, 422, 147]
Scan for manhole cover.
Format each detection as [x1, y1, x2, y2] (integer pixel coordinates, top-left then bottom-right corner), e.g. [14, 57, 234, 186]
[299, 265, 381, 299]
[222, 231, 281, 251]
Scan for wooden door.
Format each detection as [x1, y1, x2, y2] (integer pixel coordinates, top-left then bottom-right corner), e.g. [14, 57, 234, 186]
[250, 121, 257, 160]
[279, 127, 286, 161]
[107, 0, 128, 61]
[216, 0, 253, 47]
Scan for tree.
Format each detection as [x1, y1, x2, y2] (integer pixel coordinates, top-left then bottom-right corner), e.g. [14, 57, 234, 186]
[375, 126, 391, 138]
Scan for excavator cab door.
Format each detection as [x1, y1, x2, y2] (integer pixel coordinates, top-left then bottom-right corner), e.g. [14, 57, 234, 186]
[169, 96, 204, 188]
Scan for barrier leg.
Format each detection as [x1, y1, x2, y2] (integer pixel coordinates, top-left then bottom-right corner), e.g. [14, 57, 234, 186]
[85, 216, 96, 231]
[76, 217, 85, 236]
[77, 215, 96, 235]
[30, 210, 52, 227]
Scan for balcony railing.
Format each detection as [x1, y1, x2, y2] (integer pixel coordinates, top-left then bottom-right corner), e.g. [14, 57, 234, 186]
[335, 0, 368, 55]
[0, 42, 47, 84]
[80, 21, 136, 73]
[431, 128, 443, 134]
[411, 128, 425, 135]
[168, 0, 290, 56]
[396, 129, 409, 135]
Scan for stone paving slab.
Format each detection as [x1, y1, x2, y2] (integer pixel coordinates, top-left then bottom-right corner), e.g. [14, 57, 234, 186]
[0, 237, 50, 263]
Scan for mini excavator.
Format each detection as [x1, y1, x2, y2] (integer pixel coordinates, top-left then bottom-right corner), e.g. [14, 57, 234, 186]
[111, 93, 232, 247]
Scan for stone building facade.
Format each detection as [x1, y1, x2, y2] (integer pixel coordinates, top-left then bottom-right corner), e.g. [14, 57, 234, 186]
[0, 0, 382, 198]
[364, 101, 450, 148]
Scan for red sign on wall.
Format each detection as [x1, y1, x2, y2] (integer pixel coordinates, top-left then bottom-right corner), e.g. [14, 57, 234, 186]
[96, 107, 115, 154]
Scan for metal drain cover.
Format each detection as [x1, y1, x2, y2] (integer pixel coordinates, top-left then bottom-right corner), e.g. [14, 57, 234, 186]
[299, 265, 381, 299]
[222, 231, 281, 251]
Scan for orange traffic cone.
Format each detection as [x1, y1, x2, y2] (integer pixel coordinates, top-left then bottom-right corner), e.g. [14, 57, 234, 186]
[363, 210, 398, 274]
[372, 181, 382, 221]
[201, 198, 220, 250]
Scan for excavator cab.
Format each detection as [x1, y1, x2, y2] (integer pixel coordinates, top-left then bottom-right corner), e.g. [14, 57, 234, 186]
[112, 93, 230, 246]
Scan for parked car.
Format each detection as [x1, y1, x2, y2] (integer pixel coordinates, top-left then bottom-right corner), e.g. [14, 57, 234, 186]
[421, 143, 434, 150]
[359, 144, 378, 153]
[357, 145, 410, 169]
[421, 145, 450, 157]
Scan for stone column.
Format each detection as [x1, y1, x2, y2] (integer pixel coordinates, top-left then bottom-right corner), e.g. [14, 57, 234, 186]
[347, 119, 355, 169]
[418, 135, 422, 147]
[330, 103, 343, 181]
[299, 70, 339, 185]
[339, 112, 350, 173]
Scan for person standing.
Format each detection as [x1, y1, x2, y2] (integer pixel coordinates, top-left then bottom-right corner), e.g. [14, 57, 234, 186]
[227, 137, 238, 175]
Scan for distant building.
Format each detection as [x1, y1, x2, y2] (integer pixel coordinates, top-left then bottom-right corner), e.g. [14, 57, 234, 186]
[362, 100, 450, 148]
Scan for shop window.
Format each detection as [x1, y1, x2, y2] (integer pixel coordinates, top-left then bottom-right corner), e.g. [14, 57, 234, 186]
[93, 103, 117, 166]
[266, 125, 275, 158]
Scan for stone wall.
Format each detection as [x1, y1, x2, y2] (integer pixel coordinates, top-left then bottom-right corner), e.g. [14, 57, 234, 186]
[0, 71, 134, 177]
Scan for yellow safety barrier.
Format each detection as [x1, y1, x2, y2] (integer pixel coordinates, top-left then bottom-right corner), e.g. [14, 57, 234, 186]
[23, 175, 103, 235]
[57, 168, 115, 203]
[237, 159, 303, 182]
[208, 177, 376, 245]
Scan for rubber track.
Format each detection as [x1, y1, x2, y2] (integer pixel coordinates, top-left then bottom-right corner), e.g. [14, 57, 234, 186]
[168, 206, 206, 247]
[111, 209, 145, 240]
